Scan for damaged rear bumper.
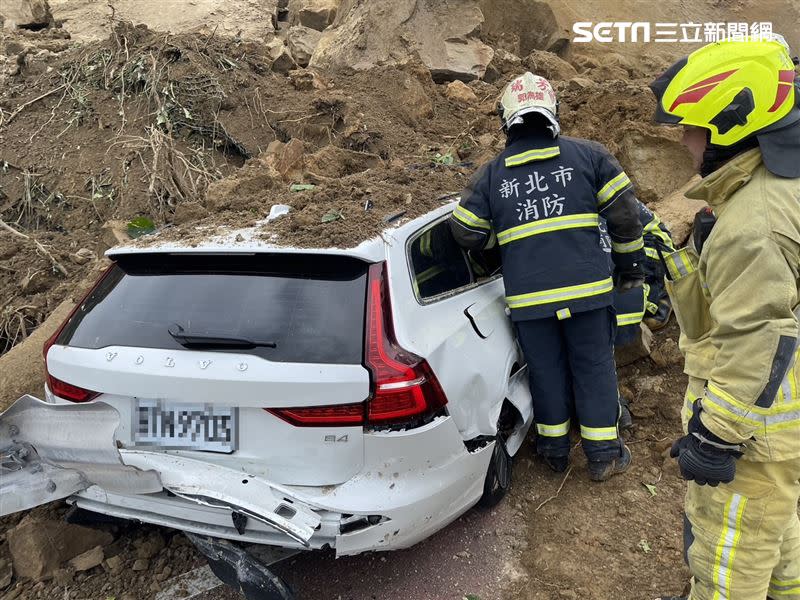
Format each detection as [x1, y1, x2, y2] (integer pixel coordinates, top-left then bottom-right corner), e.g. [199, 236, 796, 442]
[1, 396, 492, 555]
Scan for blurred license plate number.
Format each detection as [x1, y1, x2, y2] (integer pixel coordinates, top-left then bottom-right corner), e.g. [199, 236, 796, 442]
[134, 400, 237, 453]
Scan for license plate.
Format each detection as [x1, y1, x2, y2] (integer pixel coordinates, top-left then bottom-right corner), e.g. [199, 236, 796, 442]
[133, 400, 238, 453]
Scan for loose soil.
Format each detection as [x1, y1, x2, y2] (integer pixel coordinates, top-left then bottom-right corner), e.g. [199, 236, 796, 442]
[0, 2, 783, 598]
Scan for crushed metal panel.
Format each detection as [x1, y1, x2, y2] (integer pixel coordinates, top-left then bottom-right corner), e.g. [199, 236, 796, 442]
[121, 451, 322, 545]
[0, 395, 162, 516]
[503, 366, 533, 456]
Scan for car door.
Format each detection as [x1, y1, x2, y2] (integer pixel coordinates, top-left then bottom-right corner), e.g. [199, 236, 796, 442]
[388, 213, 531, 447]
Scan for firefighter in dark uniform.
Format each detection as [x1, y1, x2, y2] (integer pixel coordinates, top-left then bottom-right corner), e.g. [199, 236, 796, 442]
[450, 72, 645, 481]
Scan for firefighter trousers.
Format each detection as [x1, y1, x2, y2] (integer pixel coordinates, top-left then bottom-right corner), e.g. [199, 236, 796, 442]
[515, 306, 622, 462]
[684, 458, 800, 599]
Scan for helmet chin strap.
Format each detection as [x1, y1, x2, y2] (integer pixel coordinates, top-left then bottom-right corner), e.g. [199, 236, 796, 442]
[700, 130, 758, 177]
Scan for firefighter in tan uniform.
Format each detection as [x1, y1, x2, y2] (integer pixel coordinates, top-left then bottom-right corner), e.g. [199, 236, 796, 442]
[649, 36, 800, 600]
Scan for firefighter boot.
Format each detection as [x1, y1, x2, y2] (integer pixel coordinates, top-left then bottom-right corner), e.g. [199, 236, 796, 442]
[618, 393, 633, 431]
[542, 455, 569, 473]
[588, 444, 631, 482]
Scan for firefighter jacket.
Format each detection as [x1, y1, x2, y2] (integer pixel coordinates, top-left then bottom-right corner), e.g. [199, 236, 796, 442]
[665, 148, 800, 461]
[600, 200, 675, 329]
[450, 128, 645, 321]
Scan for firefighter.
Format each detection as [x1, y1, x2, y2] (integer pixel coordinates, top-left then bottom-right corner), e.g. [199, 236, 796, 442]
[601, 200, 675, 430]
[450, 72, 645, 481]
[649, 35, 800, 600]
[602, 199, 675, 349]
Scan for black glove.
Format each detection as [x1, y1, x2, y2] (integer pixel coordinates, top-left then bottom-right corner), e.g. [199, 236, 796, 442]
[670, 400, 744, 486]
[613, 263, 645, 293]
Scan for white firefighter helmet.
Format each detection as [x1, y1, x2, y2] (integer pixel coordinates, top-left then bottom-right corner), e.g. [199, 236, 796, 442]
[498, 72, 560, 136]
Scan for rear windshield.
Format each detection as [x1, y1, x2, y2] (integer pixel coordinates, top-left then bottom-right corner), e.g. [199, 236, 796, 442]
[58, 253, 368, 364]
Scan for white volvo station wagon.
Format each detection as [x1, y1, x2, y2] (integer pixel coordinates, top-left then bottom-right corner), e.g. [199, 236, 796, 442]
[0, 200, 532, 570]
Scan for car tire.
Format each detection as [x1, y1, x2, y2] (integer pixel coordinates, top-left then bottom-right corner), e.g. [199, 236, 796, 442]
[478, 435, 512, 508]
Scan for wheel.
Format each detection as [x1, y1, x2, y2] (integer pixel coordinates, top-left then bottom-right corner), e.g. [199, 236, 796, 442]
[478, 435, 512, 508]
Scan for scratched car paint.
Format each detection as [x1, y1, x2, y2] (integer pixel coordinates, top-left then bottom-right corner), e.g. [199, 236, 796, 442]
[0, 200, 532, 556]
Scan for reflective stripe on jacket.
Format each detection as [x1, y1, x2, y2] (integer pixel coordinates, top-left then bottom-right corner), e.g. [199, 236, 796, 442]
[450, 129, 645, 321]
[668, 148, 800, 461]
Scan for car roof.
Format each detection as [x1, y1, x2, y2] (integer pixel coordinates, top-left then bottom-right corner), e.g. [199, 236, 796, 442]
[108, 200, 458, 263]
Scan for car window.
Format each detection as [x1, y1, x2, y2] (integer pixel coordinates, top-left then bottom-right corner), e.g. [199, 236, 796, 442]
[57, 253, 368, 364]
[409, 220, 472, 300]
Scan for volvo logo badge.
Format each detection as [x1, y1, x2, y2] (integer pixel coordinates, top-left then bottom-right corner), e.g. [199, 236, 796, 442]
[237, 362, 248, 372]
[135, 355, 144, 365]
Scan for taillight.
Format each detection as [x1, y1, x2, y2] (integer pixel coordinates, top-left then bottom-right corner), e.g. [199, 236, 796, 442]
[363, 262, 447, 425]
[266, 261, 448, 428]
[267, 403, 365, 427]
[46, 374, 100, 403]
[44, 264, 115, 402]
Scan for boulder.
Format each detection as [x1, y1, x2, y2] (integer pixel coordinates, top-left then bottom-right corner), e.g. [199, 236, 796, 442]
[523, 50, 578, 82]
[1, 0, 52, 30]
[648, 175, 707, 247]
[311, 0, 494, 83]
[444, 80, 477, 105]
[479, 0, 570, 57]
[287, 25, 322, 68]
[266, 38, 297, 74]
[287, 0, 339, 31]
[618, 128, 696, 205]
[7, 519, 113, 580]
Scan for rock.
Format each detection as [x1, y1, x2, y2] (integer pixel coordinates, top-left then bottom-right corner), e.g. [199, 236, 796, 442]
[286, 25, 322, 68]
[615, 322, 653, 367]
[7, 519, 113, 580]
[266, 38, 297, 74]
[398, 72, 434, 123]
[480, 0, 570, 57]
[100, 219, 131, 253]
[103, 555, 123, 572]
[132, 558, 149, 572]
[423, 36, 494, 83]
[636, 375, 666, 394]
[1, 0, 52, 30]
[619, 129, 695, 206]
[650, 338, 683, 368]
[444, 80, 477, 105]
[69, 248, 96, 265]
[477, 133, 497, 148]
[566, 77, 595, 92]
[523, 49, 578, 82]
[288, 68, 328, 90]
[0, 558, 12, 589]
[262, 138, 306, 181]
[311, 0, 494, 82]
[68, 546, 104, 572]
[287, 0, 339, 31]
[648, 175, 707, 246]
[133, 532, 165, 560]
[305, 145, 381, 179]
